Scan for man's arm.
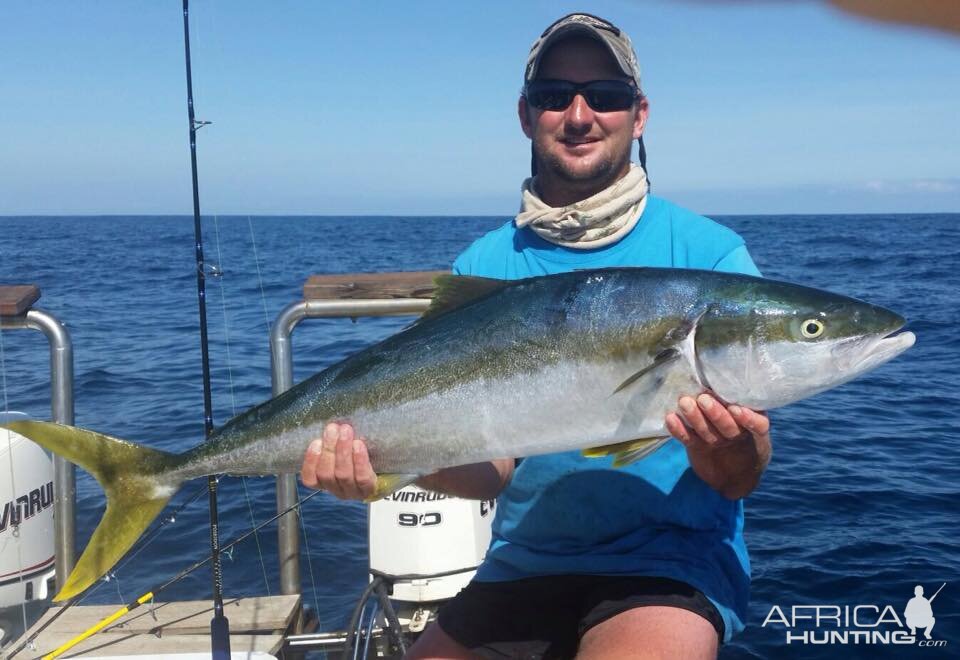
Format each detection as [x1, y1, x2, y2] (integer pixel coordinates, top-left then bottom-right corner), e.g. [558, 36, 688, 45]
[300, 421, 514, 501]
[415, 460, 514, 500]
[665, 393, 772, 500]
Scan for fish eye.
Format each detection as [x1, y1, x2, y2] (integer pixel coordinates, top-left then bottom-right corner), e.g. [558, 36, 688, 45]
[801, 319, 825, 339]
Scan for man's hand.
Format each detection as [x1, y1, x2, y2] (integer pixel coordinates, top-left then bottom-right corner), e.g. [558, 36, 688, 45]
[300, 421, 515, 501]
[665, 393, 771, 500]
[301, 421, 377, 500]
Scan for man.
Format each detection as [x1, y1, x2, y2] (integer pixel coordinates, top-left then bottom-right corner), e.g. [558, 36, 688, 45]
[904, 585, 936, 640]
[302, 13, 771, 659]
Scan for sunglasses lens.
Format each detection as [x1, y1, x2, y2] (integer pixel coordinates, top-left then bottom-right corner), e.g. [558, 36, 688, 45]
[584, 82, 636, 111]
[526, 81, 635, 112]
[526, 85, 574, 111]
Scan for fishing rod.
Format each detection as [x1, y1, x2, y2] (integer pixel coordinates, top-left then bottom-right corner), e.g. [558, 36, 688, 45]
[180, 0, 230, 657]
[929, 582, 946, 602]
[8, 488, 323, 659]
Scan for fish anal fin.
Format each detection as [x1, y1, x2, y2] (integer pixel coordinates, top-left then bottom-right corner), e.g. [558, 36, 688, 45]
[612, 437, 671, 467]
[583, 436, 670, 467]
[364, 473, 420, 502]
[613, 348, 680, 395]
[419, 275, 512, 322]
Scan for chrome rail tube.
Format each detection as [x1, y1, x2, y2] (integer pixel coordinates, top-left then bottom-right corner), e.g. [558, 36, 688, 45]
[0, 308, 76, 586]
[270, 298, 430, 596]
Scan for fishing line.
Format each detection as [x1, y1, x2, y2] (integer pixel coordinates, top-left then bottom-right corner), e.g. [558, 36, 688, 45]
[247, 217, 272, 334]
[249, 220, 326, 618]
[77, 483, 210, 602]
[212, 213, 271, 595]
[199, 0, 273, 600]
[110, 572, 125, 606]
[10, 489, 323, 659]
[246, 215, 323, 615]
[0, 323, 31, 646]
[247, 215, 320, 617]
[295, 488, 323, 619]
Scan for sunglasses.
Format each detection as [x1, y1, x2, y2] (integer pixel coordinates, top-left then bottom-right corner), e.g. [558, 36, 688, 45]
[523, 79, 639, 113]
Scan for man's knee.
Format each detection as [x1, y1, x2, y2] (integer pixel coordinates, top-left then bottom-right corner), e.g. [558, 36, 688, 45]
[577, 605, 719, 660]
[404, 621, 480, 660]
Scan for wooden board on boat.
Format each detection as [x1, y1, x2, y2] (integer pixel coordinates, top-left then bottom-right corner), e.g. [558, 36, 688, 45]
[0, 285, 41, 316]
[10, 594, 299, 657]
[304, 270, 446, 301]
[13, 632, 281, 657]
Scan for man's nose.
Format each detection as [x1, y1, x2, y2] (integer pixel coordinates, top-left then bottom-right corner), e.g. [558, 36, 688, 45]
[563, 93, 593, 132]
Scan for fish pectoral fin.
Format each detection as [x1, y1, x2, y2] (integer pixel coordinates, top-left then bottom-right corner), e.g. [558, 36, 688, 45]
[612, 348, 680, 395]
[583, 436, 670, 467]
[418, 274, 513, 322]
[364, 473, 421, 502]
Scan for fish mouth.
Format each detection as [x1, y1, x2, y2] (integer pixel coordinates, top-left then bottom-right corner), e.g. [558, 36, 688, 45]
[833, 326, 916, 375]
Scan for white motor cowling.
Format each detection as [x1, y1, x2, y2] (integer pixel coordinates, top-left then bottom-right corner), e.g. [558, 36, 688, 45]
[0, 412, 56, 648]
[368, 486, 494, 603]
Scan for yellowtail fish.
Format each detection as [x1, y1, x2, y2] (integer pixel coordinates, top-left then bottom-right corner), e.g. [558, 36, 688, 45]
[3, 267, 915, 600]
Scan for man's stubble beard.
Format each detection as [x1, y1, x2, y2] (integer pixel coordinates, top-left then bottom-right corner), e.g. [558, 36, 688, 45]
[534, 140, 632, 199]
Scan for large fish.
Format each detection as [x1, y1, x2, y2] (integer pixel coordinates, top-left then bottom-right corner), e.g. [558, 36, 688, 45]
[4, 267, 914, 600]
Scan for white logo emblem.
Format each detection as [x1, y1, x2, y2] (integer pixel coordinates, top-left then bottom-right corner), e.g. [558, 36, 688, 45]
[761, 582, 948, 647]
[905, 583, 945, 640]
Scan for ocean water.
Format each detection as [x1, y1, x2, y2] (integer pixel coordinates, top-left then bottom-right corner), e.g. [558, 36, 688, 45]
[0, 213, 957, 658]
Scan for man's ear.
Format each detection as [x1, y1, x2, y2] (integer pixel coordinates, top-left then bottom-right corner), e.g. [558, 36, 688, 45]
[518, 96, 535, 139]
[633, 97, 649, 139]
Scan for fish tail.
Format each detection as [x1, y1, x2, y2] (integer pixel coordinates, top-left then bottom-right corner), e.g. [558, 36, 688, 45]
[3, 420, 183, 601]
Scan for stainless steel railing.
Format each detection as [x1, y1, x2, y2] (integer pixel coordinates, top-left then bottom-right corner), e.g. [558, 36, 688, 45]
[0, 308, 76, 587]
[269, 298, 430, 596]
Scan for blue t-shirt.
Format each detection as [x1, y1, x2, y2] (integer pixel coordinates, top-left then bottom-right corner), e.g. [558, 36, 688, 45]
[452, 195, 761, 642]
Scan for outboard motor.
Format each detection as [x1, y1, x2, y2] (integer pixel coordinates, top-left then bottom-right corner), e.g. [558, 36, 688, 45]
[0, 412, 56, 649]
[364, 486, 493, 652]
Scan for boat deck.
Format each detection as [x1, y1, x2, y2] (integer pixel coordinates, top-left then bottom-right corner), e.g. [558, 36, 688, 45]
[8, 594, 300, 658]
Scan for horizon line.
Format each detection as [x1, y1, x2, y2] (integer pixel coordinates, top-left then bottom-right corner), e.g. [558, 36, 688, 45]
[1, 210, 958, 219]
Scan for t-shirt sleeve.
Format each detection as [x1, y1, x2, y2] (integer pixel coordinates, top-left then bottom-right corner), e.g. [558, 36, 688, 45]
[452, 252, 471, 275]
[715, 245, 762, 277]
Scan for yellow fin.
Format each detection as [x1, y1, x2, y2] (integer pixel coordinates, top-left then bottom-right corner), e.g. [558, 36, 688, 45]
[418, 274, 513, 322]
[3, 421, 181, 601]
[583, 436, 670, 467]
[364, 473, 420, 502]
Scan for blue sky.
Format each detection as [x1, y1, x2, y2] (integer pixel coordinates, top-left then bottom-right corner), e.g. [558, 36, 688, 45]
[1, 1, 958, 215]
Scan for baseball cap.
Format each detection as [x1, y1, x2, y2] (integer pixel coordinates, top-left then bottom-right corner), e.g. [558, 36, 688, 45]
[524, 13, 642, 90]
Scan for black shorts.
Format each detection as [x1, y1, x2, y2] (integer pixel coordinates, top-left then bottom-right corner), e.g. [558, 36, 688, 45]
[436, 575, 724, 660]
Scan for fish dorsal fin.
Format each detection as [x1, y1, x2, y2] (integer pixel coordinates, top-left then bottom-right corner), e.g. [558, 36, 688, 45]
[582, 436, 670, 467]
[419, 274, 513, 322]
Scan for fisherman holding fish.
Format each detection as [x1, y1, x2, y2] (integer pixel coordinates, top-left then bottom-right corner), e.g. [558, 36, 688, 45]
[0, 12, 919, 658]
[303, 13, 772, 659]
